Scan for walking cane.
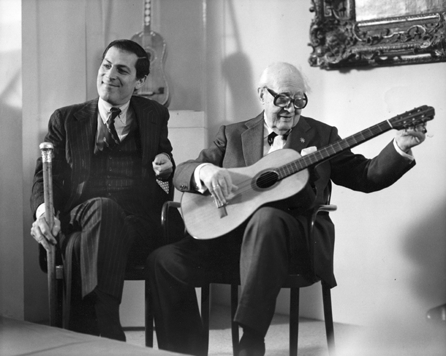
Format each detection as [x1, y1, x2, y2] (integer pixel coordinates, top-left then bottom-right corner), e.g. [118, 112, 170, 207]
[39, 142, 57, 326]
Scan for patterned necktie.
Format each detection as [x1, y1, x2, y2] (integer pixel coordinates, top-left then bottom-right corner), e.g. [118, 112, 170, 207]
[157, 179, 170, 194]
[105, 107, 121, 149]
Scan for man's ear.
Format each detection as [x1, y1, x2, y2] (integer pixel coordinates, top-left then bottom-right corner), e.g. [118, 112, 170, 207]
[257, 87, 265, 103]
[135, 75, 147, 90]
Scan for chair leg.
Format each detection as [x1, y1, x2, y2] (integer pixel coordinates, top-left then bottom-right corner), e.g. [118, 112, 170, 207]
[322, 282, 335, 356]
[230, 284, 240, 356]
[289, 287, 300, 356]
[145, 282, 154, 347]
[201, 284, 210, 354]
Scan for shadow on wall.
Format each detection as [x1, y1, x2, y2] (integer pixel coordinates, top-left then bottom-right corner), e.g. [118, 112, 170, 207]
[0, 70, 22, 207]
[0, 59, 27, 319]
[221, 51, 259, 123]
[221, 0, 259, 127]
[404, 201, 446, 307]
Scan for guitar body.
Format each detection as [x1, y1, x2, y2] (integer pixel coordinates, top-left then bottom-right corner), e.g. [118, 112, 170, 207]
[131, 31, 169, 106]
[181, 149, 309, 240]
[132, 0, 170, 106]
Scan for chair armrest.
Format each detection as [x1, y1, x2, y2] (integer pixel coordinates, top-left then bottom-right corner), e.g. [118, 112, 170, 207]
[310, 204, 337, 230]
[161, 201, 182, 243]
[308, 204, 337, 240]
[306, 203, 337, 279]
[316, 204, 337, 213]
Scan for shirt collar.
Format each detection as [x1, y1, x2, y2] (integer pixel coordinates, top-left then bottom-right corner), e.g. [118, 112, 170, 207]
[263, 112, 295, 138]
[263, 112, 274, 139]
[98, 97, 131, 124]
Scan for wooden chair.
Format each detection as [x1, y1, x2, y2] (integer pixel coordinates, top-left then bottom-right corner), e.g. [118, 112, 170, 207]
[160, 199, 337, 356]
[37, 142, 157, 346]
[39, 243, 155, 347]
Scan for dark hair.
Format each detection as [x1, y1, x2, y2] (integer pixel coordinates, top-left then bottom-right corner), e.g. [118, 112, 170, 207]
[102, 39, 150, 79]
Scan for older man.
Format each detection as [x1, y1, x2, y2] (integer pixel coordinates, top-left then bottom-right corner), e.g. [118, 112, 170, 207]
[148, 62, 426, 356]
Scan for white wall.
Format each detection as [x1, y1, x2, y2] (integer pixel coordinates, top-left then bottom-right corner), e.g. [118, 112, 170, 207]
[0, 0, 24, 320]
[1, 1, 445, 344]
[18, 0, 207, 323]
[205, 0, 446, 331]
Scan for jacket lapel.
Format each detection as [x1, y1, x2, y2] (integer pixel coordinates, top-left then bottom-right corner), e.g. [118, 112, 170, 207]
[241, 113, 264, 166]
[69, 99, 98, 181]
[285, 116, 313, 153]
[240, 114, 314, 166]
[132, 97, 157, 166]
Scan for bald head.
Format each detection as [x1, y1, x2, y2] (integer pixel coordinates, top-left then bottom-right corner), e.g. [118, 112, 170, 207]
[258, 62, 307, 92]
[257, 62, 307, 135]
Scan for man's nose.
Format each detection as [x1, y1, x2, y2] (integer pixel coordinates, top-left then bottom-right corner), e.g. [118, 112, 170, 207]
[283, 102, 295, 112]
[105, 66, 118, 79]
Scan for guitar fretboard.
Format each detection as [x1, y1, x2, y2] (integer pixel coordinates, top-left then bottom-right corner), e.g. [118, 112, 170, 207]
[277, 119, 393, 179]
[144, 0, 151, 30]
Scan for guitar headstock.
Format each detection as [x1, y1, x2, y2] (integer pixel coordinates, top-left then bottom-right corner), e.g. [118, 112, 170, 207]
[390, 105, 435, 131]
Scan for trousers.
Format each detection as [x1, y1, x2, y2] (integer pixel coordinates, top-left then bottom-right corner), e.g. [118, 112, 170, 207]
[148, 206, 307, 355]
[60, 197, 161, 340]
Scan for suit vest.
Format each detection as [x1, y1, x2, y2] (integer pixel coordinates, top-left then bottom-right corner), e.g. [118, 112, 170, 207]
[80, 117, 146, 216]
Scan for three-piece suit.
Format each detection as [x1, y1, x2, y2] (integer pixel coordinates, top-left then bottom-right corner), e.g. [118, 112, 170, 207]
[31, 95, 173, 333]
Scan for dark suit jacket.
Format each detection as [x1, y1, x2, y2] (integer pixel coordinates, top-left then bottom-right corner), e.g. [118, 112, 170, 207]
[173, 113, 415, 287]
[30, 95, 174, 220]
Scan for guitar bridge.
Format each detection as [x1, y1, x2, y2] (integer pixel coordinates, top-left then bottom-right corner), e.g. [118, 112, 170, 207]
[213, 197, 228, 218]
[218, 205, 228, 218]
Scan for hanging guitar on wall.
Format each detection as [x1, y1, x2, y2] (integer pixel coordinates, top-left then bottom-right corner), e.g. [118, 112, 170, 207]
[132, 0, 170, 106]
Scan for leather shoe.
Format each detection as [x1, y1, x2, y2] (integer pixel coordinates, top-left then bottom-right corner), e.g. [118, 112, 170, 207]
[238, 331, 265, 356]
[426, 303, 446, 323]
[94, 289, 126, 341]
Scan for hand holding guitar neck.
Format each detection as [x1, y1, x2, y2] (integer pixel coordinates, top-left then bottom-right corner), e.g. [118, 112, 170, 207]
[395, 122, 428, 151]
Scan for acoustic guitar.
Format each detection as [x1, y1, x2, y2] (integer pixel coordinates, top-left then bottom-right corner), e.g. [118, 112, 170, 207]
[181, 105, 435, 240]
[132, 0, 170, 106]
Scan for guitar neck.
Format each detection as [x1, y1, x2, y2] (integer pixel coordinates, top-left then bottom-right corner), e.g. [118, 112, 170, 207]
[278, 119, 393, 179]
[143, 0, 152, 45]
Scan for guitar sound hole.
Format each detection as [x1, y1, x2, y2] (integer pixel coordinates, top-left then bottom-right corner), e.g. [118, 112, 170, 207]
[256, 171, 279, 189]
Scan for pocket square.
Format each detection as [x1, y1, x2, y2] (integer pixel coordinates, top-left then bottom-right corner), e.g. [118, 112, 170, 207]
[301, 146, 317, 156]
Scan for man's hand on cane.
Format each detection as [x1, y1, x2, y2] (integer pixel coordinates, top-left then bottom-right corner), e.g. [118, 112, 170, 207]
[31, 214, 60, 251]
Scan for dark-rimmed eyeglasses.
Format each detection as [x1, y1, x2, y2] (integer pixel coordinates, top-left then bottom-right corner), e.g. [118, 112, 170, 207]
[266, 88, 308, 110]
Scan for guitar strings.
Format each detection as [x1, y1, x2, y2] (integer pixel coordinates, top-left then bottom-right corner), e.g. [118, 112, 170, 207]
[210, 116, 430, 201]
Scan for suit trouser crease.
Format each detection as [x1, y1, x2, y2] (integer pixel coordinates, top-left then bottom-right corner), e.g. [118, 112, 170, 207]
[62, 197, 155, 335]
[234, 207, 293, 336]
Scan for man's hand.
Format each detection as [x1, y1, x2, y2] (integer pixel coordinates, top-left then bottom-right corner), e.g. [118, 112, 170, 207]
[152, 153, 173, 180]
[30, 214, 60, 251]
[199, 164, 237, 205]
[395, 124, 427, 152]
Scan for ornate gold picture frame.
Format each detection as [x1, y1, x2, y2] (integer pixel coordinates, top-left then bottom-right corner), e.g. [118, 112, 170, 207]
[308, 0, 446, 69]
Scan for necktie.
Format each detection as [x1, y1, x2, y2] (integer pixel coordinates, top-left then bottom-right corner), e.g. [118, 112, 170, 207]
[268, 131, 289, 153]
[106, 107, 121, 149]
[267, 131, 278, 145]
[157, 179, 170, 194]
